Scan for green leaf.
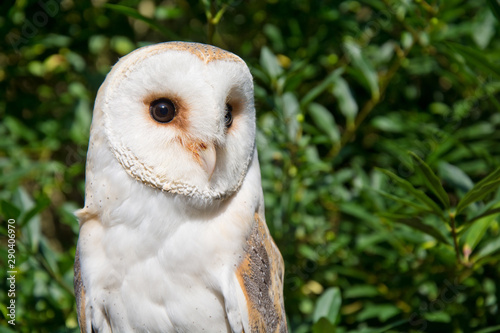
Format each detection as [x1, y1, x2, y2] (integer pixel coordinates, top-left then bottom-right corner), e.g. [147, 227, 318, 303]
[0, 200, 21, 220]
[376, 168, 444, 217]
[465, 207, 500, 228]
[487, 0, 500, 21]
[308, 103, 340, 144]
[401, 31, 413, 51]
[331, 75, 358, 124]
[299, 244, 319, 261]
[301, 68, 342, 107]
[0, 326, 17, 333]
[380, 213, 450, 244]
[39, 237, 60, 276]
[374, 189, 430, 212]
[424, 311, 451, 323]
[16, 188, 41, 252]
[446, 42, 500, 80]
[212, 4, 229, 24]
[356, 303, 400, 322]
[4, 116, 37, 141]
[438, 162, 474, 193]
[473, 237, 500, 262]
[282, 92, 300, 141]
[260, 47, 283, 80]
[462, 212, 497, 252]
[343, 40, 379, 99]
[475, 326, 500, 333]
[409, 152, 450, 209]
[20, 195, 50, 228]
[312, 317, 336, 333]
[110, 36, 135, 56]
[104, 4, 177, 39]
[472, 10, 496, 49]
[313, 287, 342, 325]
[339, 202, 376, 222]
[344, 285, 379, 299]
[456, 167, 500, 214]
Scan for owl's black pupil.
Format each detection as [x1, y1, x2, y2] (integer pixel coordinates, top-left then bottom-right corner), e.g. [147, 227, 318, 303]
[225, 104, 233, 128]
[150, 99, 175, 123]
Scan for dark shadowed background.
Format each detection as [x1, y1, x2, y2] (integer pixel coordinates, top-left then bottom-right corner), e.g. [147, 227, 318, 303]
[1, 0, 500, 332]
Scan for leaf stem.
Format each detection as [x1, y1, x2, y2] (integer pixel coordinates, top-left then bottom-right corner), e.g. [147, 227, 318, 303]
[450, 212, 462, 264]
[207, 0, 216, 44]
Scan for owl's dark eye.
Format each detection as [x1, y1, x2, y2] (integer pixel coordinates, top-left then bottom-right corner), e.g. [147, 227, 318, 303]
[150, 99, 176, 123]
[225, 104, 233, 128]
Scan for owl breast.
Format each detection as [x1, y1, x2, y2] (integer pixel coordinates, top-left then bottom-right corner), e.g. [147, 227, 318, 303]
[79, 221, 233, 332]
[76, 135, 263, 332]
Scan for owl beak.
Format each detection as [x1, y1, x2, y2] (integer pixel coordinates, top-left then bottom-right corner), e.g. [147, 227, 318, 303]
[199, 144, 216, 180]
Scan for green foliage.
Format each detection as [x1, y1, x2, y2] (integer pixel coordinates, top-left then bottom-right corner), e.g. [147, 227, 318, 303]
[1, 0, 500, 332]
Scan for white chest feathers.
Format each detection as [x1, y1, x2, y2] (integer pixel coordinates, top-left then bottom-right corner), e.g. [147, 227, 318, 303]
[78, 211, 248, 332]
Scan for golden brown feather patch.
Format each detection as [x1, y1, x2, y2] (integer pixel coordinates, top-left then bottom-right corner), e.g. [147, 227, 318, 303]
[236, 213, 287, 333]
[74, 246, 88, 332]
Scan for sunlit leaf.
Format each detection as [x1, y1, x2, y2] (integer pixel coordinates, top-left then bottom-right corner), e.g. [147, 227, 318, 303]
[20, 195, 50, 229]
[356, 303, 400, 322]
[16, 188, 41, 252]
[461, 202, 500, 252]
[299, 244, 319, 261]
[462, 212, 497, 252]
[70, 99, 91, 145]
[474, 237, 500, 263]
[281, 92, 300, 141]
[438, 162, 474, 193]
[463, 207, 500, 229]
[424, 311, 451, 323]
[260, 47, 283, 80]
[308, 103, 340, 144]
[313, 287, 342, 325]
[343, 40, 379, 99]
[332, 75, 358, 124]
[472, 10, 496, 49]
[344, 285, 379, 299]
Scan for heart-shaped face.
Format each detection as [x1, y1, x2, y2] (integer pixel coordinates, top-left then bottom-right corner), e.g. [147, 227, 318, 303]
[95, 42, 256, 201]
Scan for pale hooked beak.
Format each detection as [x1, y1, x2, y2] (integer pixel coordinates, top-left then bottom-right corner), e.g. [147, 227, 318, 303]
[198, 144, 216, 180]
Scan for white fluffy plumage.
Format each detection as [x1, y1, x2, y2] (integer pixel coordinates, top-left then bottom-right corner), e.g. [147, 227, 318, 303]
[74, 42, 287, 333]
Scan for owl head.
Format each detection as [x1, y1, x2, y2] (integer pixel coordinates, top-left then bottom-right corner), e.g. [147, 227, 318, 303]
[89, 42, 256, 203]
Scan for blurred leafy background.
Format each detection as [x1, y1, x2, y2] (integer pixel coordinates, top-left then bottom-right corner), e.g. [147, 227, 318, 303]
[1, 0, 500, 332]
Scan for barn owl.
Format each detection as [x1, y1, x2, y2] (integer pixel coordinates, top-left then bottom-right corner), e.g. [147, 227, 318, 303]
[73, 42, 287, 333]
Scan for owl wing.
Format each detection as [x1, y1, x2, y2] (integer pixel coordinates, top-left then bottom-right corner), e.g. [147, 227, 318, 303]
[74, 246, 95, 333]
[233, 213, 288, 333]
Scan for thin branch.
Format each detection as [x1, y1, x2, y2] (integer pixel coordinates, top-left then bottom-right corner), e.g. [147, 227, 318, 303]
[336, 44, 413, 152]
[35, 251, 75, 295]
